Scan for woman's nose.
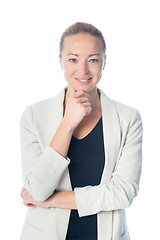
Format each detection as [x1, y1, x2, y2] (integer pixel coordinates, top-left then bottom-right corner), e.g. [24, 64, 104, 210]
[78, 61, 90, 74]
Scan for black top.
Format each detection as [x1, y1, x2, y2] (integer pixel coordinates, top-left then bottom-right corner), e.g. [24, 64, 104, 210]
[65, 117, 105, 240]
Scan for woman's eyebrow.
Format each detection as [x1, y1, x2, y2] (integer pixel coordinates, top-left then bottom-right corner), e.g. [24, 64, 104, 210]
[67, 53, 100, 57]
[67, 53, 79, 56]
[88, 54, 100, 57]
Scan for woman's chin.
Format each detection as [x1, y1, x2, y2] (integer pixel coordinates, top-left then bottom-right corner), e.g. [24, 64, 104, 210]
[67, 82, 97, 93]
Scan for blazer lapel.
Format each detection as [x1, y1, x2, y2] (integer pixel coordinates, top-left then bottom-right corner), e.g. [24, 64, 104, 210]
[97, 89, 121, 240]
[48, 87, 66, 143]
[98, 88, 121, 184]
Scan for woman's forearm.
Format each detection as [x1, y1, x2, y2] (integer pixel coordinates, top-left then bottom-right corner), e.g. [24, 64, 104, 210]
[49, 119, 74, 159]
[52, 191, 77, 210]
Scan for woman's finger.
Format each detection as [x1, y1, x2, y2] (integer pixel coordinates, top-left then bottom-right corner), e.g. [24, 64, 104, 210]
[23, 202, 34, 207]
[74, 90, 90, 98]
[82, 102, 91, 107]
[21, 189, 26, 198]
[21, 187, 26, 197]
[78, 97, 90, 103]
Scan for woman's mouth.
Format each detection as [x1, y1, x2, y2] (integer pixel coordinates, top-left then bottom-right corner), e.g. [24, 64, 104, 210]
[75, 77, 92, 84]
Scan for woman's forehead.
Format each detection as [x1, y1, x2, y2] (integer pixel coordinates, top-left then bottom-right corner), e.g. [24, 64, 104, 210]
[63, 33, 104, 54]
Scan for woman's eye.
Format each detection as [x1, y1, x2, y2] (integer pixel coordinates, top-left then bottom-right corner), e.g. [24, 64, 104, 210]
[89, 59, 98, 63]
[69, 58, 77, 62]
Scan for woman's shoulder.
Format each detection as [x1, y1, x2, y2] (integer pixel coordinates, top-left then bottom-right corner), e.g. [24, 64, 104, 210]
[99, 88, 142, 123]
[20, 89, 64, 124]
[31, 96, 55, 111]
[113, 99, 138, 115]
[113, 99, 142, 125]
[19, 97, 54, 126]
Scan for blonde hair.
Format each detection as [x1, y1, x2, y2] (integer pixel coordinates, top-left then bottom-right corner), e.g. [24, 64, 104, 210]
[59, 22, 106, 56]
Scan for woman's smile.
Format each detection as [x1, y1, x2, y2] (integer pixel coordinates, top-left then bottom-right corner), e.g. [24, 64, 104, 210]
[75, 77, 92, 84]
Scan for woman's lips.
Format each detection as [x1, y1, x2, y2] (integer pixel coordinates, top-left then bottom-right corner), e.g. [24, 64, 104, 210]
[75, 77, 92, 84]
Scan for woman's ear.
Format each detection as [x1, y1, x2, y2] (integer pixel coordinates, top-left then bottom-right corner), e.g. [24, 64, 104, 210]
[103, 55, 107, 70]
[59, 54, 63, 70]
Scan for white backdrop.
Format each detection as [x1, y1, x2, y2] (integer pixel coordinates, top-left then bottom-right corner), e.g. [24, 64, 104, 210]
[0, 0, 160, 239]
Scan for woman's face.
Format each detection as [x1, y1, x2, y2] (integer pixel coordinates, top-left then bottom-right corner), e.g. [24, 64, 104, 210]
[59, 33, 106, 93]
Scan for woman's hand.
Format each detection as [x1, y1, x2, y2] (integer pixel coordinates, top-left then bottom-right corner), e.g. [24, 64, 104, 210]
[63, 88, 92, 129]
[21, 187, 34, 207]
[21, 187, 50, 208]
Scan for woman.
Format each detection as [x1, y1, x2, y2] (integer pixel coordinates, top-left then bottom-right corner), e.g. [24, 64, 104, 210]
[20, 22, 143, 240]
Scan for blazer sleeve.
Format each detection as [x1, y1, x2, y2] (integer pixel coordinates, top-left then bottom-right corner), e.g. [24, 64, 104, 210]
[74, 110, 143, 217]
[20, 105, 71, 201]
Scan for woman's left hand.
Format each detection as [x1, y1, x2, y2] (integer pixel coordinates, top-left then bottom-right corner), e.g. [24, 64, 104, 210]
[21, 187, 49, 208]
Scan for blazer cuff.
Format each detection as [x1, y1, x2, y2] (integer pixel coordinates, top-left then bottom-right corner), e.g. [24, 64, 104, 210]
[47, 145, 71, 163]
[74, 186, 101, 217]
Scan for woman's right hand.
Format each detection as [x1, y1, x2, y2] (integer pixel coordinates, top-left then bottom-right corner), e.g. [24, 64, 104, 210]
[63, 88, 92, 129]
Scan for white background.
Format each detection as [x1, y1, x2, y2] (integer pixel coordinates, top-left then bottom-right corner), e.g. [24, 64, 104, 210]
[0, 0, 160, 239]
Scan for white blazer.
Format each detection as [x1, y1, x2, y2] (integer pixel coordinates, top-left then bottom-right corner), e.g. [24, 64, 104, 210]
[20, 87, 143, 240]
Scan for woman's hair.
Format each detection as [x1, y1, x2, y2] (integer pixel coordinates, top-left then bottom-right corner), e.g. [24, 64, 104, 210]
[59, 22, 106, 56]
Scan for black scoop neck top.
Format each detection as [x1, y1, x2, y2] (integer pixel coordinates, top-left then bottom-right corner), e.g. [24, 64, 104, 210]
[66, 116, 105, 240]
